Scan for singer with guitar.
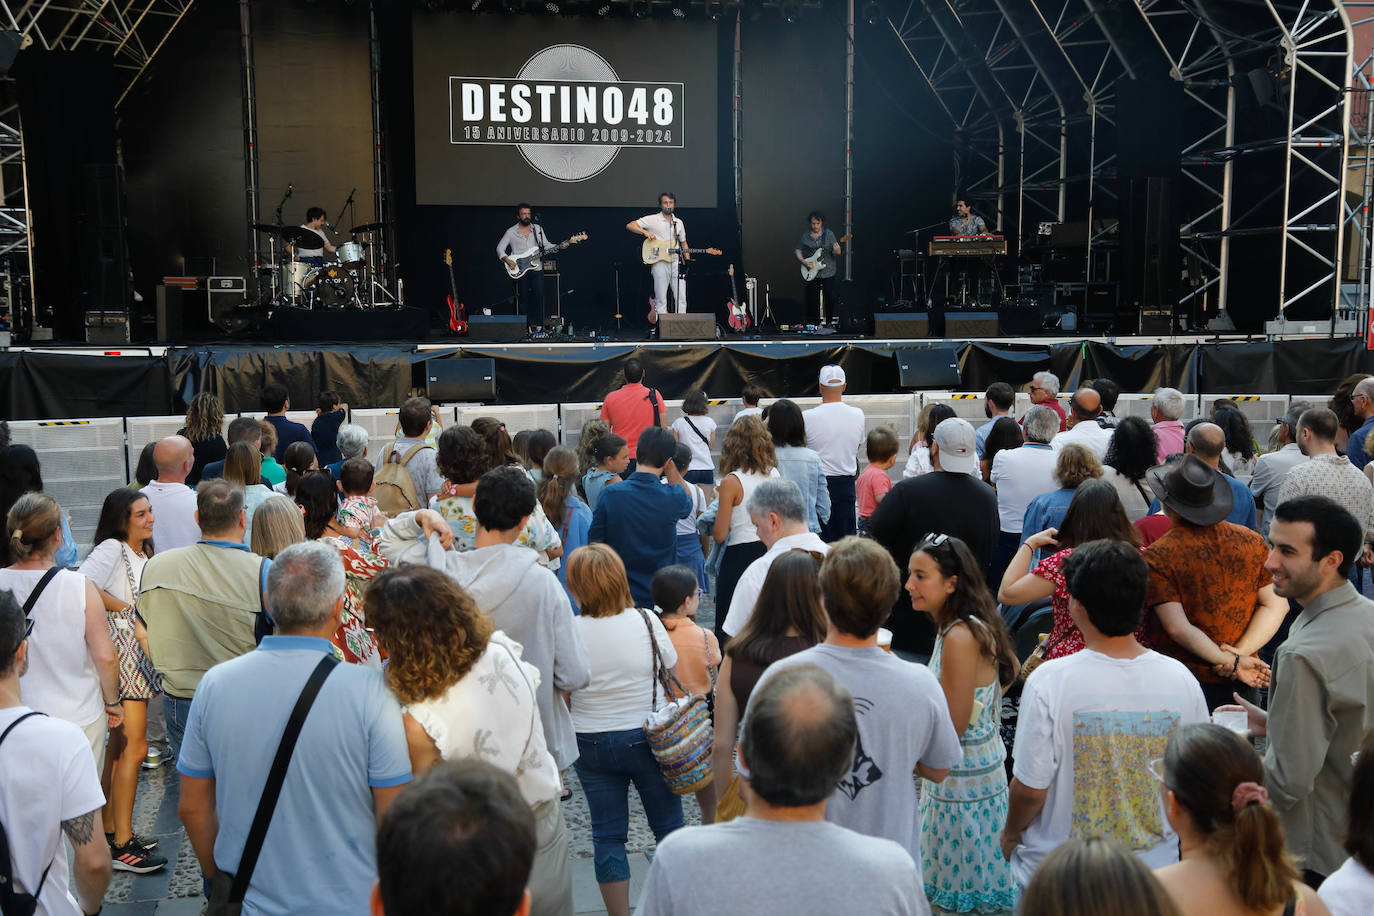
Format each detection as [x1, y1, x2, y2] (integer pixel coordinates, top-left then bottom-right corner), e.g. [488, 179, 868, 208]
[795, 211, 843, 324]
[496, 202, 567, 332]
[626, 192, 688, 337]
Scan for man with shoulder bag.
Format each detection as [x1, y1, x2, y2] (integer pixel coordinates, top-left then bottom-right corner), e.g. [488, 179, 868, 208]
[177, 542, 410, 915]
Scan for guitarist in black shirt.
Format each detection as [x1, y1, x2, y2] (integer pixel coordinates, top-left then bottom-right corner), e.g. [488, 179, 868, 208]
[795, 211, 844, 325]
[496, 203, 565, 331]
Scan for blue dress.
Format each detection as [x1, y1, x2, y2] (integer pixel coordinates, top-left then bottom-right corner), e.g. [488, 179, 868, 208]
[919, 624, 1019, 912]
[556, 495, 593, 612]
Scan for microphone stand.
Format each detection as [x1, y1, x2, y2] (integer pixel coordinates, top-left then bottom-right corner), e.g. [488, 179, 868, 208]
[670, 210, 687, 314]
[335, 188, 356, 236]
[270, 185, 293, 305]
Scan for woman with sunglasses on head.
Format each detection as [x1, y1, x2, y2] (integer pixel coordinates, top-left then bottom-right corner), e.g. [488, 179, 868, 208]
[1154, 722, 1330, 916]
[907, 533, 1020, 912]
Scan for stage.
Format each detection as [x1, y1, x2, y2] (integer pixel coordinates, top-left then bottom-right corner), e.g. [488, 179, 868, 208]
[2, 330, 1370, 421]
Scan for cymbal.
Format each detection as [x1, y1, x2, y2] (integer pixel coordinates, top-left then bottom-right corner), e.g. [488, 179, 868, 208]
[279, 226, 322, 247]
[350, 222, 385, 234]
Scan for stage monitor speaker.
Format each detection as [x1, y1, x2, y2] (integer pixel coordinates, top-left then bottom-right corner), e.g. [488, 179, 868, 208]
[467, 314, 526, 342]
[945, 311, 1000, 338]
[896, 347, 961, 389]
[834, 291, 870, 335]
[659, 313, 716, 340]
[873, 312, 928, 338]
[427, 358, 496, 403]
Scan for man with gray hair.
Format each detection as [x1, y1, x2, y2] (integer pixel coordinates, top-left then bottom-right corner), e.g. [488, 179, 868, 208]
[327, 423, 370, 479]
[138, 478, 272, 760]
[1345, 376, 1374, 469]
[177, 541, 410, 916]
[1151, 387, 1188, 463]
[721, 478, 830, 639]
[1028, 370, 1066, 432]
[990, 404, 1061, 581]
[1250, 402, 1310, 538]
[638, 664, 923, 916]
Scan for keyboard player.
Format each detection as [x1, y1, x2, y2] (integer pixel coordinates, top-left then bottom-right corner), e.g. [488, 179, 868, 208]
[949, 199, 989, 236]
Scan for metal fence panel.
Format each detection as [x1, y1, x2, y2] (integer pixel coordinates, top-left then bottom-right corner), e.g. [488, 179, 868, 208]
[8, 418, 129, 554]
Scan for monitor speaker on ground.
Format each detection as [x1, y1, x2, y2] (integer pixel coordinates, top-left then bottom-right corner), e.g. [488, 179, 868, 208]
[659, 313, 716, 340]
[426, 358, 497, 403]
[873, 312, 928, 338]
[896, 346, 961, 389]
[467, 314, 526, 342]
[834, 292, 870, 334]
[945, 311, 1000, 338]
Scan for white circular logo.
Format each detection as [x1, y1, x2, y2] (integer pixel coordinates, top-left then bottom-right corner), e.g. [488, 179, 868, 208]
[516, 44, 620, 183]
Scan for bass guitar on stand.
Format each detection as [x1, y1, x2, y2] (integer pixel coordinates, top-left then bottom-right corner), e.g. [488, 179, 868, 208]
[443, 248, 467, 335]
[727, 264, 750, 332]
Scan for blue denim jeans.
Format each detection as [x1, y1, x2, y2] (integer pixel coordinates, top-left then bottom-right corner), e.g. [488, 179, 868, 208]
[573, 728, 684, 883]
[163, 694, 194, 762]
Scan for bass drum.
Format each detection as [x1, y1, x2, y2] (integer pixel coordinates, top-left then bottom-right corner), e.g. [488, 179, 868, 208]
[316, 271, 357, 308]
[337, 240, 365, 268]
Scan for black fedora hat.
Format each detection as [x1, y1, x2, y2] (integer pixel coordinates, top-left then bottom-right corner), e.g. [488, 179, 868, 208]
[1146, 454, 1233, 526]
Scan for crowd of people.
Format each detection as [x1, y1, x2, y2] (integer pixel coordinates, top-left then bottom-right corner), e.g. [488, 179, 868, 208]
[2, 360, 1374, 916]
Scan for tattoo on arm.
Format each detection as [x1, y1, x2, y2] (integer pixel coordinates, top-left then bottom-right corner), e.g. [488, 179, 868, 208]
[61, 810, 98, 845]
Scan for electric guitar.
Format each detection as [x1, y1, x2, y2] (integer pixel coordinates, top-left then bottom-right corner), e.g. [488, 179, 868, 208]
[641, 238, 722, 265]
[727, 264, 749, 331]
[443, 248, 467, 334]
[799, 233, 853, 281]
[503, 232, 588, 279]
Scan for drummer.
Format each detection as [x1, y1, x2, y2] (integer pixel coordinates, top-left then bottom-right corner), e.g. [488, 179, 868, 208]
[293, 207, 336, 267]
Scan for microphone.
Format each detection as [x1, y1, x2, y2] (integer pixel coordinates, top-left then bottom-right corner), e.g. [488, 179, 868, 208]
[325, 221, 336, 232]
[286, 183, 293, 198]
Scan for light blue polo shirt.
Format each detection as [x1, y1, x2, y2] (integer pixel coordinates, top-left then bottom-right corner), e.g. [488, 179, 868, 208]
[178, 636, 411, 916]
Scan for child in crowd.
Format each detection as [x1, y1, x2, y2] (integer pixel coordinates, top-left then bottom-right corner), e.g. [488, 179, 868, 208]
[258, 420, 286, 487]
[582, 433, 628, 510]
[336, 456, 387, 538]
[671, 443, 710, 592]
[671, 389, 718, 488]
[732, 384, 765, 425]
[857, 426, 899, 534]
[651, 564, 722, 825]
[311, 390, 348, 466]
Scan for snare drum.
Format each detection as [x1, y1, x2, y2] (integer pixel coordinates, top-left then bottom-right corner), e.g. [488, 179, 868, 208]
[338, 240, 365, 268]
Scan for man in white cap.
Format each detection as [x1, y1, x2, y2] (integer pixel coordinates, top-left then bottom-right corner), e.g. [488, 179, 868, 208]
[804, 365, 867, 542]
[867, 418, 999, 658]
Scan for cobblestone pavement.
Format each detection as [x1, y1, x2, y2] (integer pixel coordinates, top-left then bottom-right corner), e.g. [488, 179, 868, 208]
[95, 597, 721, 915]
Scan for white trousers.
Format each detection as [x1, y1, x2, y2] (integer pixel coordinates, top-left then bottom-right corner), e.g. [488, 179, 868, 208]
[650, 260, 687, 314]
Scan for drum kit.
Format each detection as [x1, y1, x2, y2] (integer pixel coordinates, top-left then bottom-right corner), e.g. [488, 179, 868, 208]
[252, 222, 391, 309]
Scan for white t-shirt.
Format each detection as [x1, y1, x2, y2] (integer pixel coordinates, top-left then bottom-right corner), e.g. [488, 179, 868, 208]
[722, 531, 830, 637]
[637, 213, 686, 256]
[0, 706, 107, 916]
[672, 415, 717, 472]
[731, 406, 763, 425]
[676, 481, 707, 537]
[78, 539, 147, 607]
[990, 444, 1059, 534]
[804, 401, 866, 476]
[0, 568, 103, 729]
[1050, 422, 1115, 459]
[140, 480, 200, 552]
[572, 609, 678, 733]
[1009, 648, 1208, 885]
[1319, 856, 1374, 916]
[295, 224, 327, 257]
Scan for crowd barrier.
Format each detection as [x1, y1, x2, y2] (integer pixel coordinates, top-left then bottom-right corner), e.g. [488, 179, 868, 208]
[12, 390, 1311, 557]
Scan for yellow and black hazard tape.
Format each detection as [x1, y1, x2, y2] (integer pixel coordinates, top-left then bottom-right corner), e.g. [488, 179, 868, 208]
[950, 393, 980, 399]
[37, 420, 92, 426]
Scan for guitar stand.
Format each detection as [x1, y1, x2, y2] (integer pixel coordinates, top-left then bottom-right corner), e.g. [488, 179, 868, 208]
[758, 282, 780, 333]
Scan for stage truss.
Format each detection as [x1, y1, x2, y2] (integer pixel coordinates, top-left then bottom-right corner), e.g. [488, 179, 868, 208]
[881, 0, 1358, 327]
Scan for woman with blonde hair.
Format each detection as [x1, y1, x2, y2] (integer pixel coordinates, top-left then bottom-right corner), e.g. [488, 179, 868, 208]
[1020, 443, 1103, 559]
[0, 493, 122, 772]
[366, 564, 574, 916]
[710, 416, 779, 643]
[565, 543, 683, 916]
[1154, 723, 1331, 916]
[249, 494, 306, 559]
[257, 420, 286, 487]
[178, 391, 225, 485]
[538, 445, 592, 607]
[1023, 837, 1181, 916]
[221, 441, 274, 545]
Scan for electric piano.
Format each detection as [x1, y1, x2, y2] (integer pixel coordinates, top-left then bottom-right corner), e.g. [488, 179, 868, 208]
[928, 235, 1007, 257]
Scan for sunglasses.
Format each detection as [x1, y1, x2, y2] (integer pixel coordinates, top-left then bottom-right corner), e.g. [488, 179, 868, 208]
[23, 618, 34, 640]
[918, 533, 950, 550]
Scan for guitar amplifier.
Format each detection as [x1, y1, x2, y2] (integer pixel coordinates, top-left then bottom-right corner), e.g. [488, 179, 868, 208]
[660, 313, 717, 340]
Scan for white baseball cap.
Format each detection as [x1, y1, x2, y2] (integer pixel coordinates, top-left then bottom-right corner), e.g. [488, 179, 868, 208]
[932, 417, 978, 474]
[819, 365, 846, 387]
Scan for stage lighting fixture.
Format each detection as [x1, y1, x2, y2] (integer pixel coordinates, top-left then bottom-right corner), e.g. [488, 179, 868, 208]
[707, 0, 721, 18]
[597, 2, 612, 12]
[546, 1, 560, 10]
[672, 4, 685, 16]
[471, 0, 482, 8]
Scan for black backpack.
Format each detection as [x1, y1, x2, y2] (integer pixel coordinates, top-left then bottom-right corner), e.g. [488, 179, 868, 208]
[0, 711, 52, 916]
